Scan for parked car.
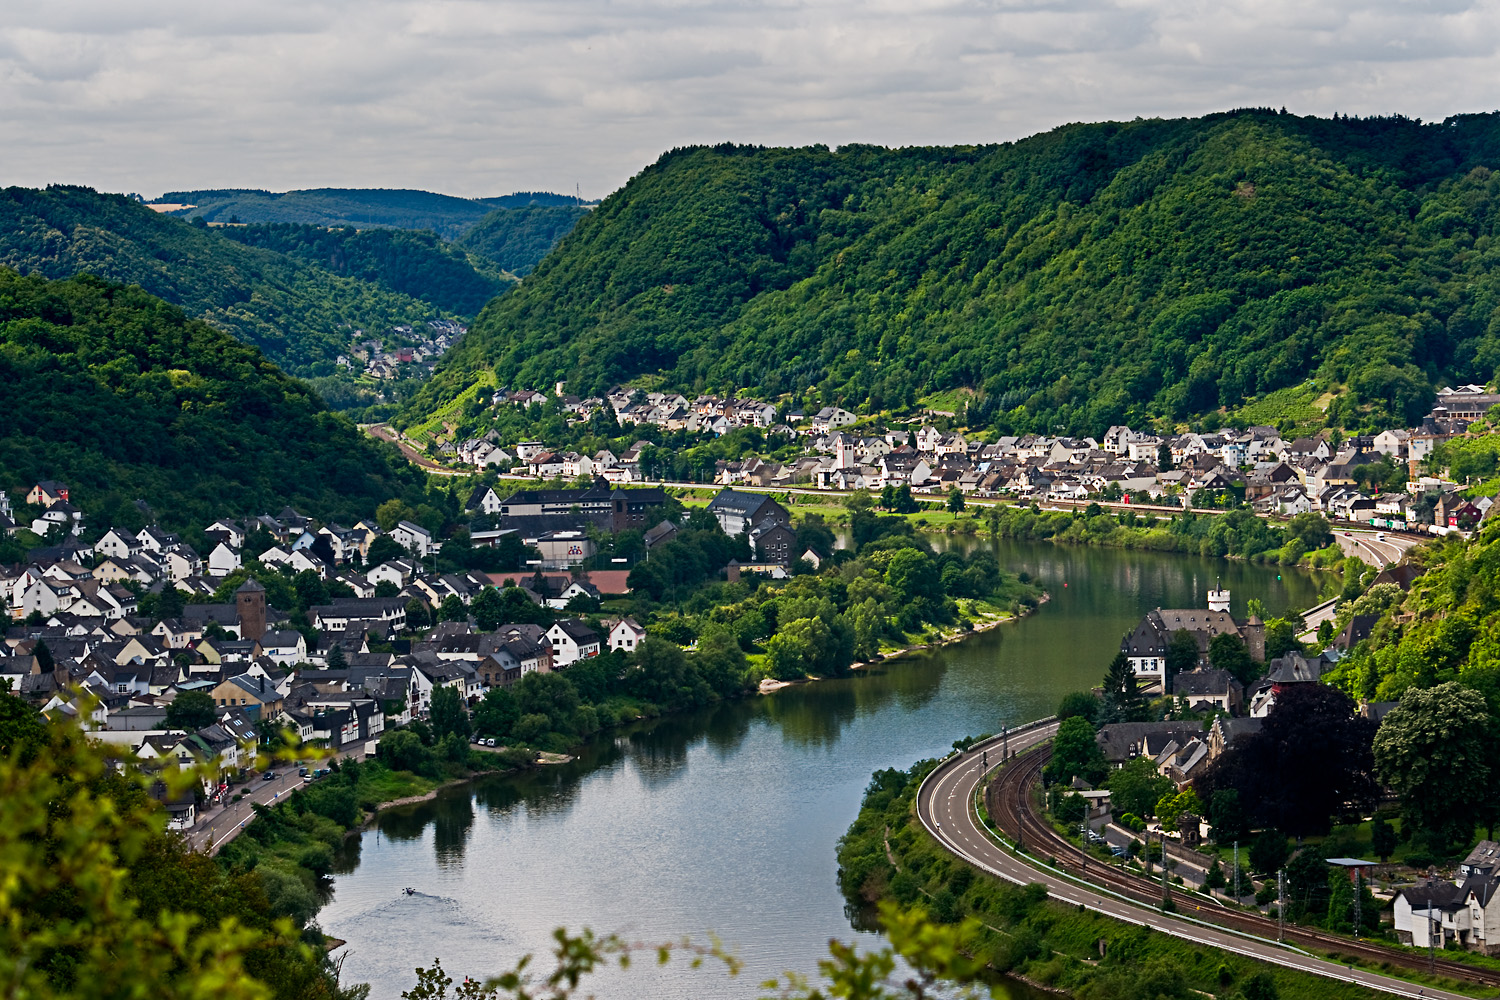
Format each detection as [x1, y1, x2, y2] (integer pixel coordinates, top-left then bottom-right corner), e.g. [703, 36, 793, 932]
[485, 738, 496, 747]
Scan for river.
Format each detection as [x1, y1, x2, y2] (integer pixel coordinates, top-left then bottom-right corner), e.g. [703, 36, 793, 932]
[319, 539, 1323, 999]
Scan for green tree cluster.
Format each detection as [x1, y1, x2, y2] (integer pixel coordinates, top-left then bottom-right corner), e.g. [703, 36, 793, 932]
[218, 222, 513, 315]
[0, 270, 423, 531]
[1, 704, 364, 1000]
[468, 637, 754, 751]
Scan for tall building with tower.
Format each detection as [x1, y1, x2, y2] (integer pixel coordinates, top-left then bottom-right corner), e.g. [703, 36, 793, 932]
[236, 578, 267, 642]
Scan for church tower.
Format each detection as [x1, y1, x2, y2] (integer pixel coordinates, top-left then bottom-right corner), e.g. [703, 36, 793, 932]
[236, 578, 267, 642]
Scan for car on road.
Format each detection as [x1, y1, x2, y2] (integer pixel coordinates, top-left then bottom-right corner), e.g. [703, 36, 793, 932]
[1344, 531, 1352, 536]
[1376, 532, 1385, 540]
[262, 771, 276, 781]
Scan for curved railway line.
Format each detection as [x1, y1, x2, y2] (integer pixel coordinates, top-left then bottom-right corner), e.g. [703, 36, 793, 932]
[980, 741, 1500, 990]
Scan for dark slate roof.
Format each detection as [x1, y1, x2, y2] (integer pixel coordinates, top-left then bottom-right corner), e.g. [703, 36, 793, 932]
[1399, 879, 1466, 912]
[552, 619, 600, 641]
[706, 489, 776, 516]
[1095, 722, 1205, 763]
[1214, 716, 1263, 743]
[1266, 651, 1326, 684]
[1171, 668, 1237, 698]
[183, 604, 239, 626]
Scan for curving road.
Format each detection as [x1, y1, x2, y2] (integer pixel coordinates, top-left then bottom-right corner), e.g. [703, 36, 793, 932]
[1335, 528, 1421, 569]
[916, 724, 1469, 1000]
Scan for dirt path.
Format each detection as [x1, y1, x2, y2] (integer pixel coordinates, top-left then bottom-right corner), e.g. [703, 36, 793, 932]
[363, 423, 465, 476]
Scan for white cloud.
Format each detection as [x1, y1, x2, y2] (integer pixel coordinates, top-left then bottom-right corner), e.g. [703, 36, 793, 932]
[0, 0, 1498, 200]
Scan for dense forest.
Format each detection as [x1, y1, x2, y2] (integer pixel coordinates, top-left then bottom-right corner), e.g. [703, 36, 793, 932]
[0, 186, 458, 378]
[216, 222, 514, 316]
[156, 187, 592, 240]
[0, 270, 423, 531]
[458, 204, 591, 276]
[402, 110, 1500, 437]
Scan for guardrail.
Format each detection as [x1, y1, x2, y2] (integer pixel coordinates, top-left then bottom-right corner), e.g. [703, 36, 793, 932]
[915, 715, 1059, 833]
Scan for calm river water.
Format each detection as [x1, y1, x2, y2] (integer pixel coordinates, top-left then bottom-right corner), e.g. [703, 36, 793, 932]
[319, 539, 1323, 999]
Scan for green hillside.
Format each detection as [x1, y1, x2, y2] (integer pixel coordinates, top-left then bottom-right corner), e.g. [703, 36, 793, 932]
[155, 187, 591, 240]
[217, 222, 515, 316]
[400, 111, 1500, 437]
[458, 204, 590, 276]
[0, 269, 423, 532]
[0, 185, 455, 378]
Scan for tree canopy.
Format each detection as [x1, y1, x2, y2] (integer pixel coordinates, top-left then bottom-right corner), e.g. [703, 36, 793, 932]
[1373, 681, 1495, 852]
[1195, 684, 1377, 838]
[0, 270, 423, 530]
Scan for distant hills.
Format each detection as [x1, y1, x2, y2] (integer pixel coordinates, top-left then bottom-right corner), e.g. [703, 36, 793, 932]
[0, 270, 422, 532]
[0, 185, 479, 379]
[153, 187, 592, 239]
[458, 204, 591, 277]
[398, 111, 1500, 438]
[216, 222, 513, 317]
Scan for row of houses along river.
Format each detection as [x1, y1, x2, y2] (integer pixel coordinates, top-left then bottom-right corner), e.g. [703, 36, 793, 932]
[318, 536, 1324, 999]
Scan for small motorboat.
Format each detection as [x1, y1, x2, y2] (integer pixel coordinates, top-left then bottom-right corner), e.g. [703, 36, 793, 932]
[404, 887, 415, 896]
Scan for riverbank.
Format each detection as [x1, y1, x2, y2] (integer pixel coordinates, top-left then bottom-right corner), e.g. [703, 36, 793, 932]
[215, 745, 531, 938]
[755, 590, 1048, 695]
[837, 757, 1427, 1000]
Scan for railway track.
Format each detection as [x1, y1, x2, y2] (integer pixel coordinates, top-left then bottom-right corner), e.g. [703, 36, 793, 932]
[984, 744, 1500, 989]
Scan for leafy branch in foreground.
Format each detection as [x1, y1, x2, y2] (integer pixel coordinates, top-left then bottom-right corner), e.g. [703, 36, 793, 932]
[402, 902, 984, 1000]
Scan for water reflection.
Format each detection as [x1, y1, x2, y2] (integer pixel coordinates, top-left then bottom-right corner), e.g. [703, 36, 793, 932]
[627, 722, 698, 788]
[432, 790, 474, 867]
[321, 539, 1325, 1000]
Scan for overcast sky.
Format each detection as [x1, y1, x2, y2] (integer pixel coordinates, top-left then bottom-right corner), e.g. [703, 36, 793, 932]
[3, 0, 1500, 201]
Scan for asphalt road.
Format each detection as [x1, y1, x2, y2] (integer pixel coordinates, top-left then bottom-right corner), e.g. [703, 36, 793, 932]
[186, 746, 367, 855]
[1335, 528, 1422, 568]
[916, 724, 1468, 1000]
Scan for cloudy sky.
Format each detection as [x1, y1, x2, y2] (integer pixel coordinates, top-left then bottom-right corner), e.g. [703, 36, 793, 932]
[3, 0, 1499, 201]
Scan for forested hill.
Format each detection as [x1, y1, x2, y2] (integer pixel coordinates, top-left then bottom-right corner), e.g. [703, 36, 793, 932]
[458, 204, 591, 276]
[0, 270, 423, 531]
[155, 187, 592, 239]
[0, 185, 466, 377]
[216, 222, 514, 316]
[400, 110, 1500, 437]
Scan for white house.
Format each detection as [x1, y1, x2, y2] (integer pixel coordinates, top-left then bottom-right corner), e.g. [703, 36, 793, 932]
[1394, 841, 1500, 954]
[469, 485, 504, 515]
[259, 629, 308, 667]
[31, 503, 83, 538]
[389, 520, 435, 558]
[96, 528, 142, 559]
[546, 619, 602, 667]
[367, 558, 416, 588]
[207, 542, 242, 578]
[607, 617, 647, 653]
[161, 546, 201, 584]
